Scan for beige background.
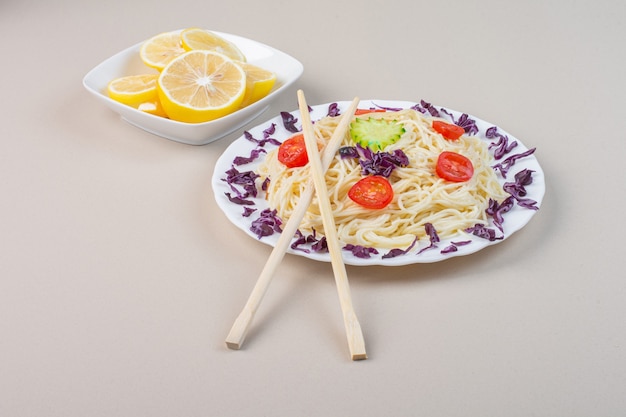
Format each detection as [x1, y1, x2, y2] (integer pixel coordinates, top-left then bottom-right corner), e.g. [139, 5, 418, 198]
[2, 0, 625, 416]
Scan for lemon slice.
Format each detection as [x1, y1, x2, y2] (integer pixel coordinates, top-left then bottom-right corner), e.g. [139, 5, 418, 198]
[157, 50, 246, 123]
[107, 74, 159, 106]
[139, 31, 186, 71]
[237, 61, 277, 107]
[180, 28, 246, 62]
[137, 100, 167, 117]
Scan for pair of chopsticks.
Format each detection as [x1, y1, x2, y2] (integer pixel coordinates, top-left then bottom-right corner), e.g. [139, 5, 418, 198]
[225, 91, 367, 360]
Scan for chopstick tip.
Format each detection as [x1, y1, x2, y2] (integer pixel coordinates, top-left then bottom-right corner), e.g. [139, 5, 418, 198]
[226, 341, 242, 350]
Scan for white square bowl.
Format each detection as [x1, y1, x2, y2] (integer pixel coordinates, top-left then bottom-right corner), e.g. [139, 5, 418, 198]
[82, 30, 303, 145]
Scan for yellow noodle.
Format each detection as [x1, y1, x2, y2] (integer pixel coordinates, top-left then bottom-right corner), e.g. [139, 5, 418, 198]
[257, 109, 508, 250]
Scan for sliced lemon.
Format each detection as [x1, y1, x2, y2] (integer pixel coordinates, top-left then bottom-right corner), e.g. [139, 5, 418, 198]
[157, 50, 246, 123]
[107, 74, 159, 106]
[180, 27, 246, 62]
[139, 31, 186, 71]
[137, 100, 167, 117]
[237, 61, 277, 107]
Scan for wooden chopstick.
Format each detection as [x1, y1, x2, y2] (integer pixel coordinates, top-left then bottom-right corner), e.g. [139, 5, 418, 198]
[297, 90, 367, 360]
[225, 95, 361, 351]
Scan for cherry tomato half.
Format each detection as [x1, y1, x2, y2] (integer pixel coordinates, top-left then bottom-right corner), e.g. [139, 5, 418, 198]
[436, 151, 474, 182]
[348, 176, 394, 209]
[277, 133, 308, 168]
[432, 120, 465, 140]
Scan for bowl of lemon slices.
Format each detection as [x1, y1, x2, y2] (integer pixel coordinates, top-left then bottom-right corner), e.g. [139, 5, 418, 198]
[83, 28, 304, 145]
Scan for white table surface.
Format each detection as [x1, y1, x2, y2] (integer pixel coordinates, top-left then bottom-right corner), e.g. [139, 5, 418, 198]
[2, 1, 625, 416]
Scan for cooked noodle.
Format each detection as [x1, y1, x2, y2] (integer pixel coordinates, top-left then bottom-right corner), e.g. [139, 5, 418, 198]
[257, 109, 507, 249]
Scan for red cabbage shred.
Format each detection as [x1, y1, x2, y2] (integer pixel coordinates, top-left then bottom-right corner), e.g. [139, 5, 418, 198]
[250, 209, 282, 239]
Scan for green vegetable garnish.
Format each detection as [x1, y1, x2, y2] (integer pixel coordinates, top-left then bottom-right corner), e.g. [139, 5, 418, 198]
[349, 117, 406, 151]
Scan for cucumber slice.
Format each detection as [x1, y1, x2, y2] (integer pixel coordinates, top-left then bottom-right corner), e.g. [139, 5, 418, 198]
[349, 117, 406, 151]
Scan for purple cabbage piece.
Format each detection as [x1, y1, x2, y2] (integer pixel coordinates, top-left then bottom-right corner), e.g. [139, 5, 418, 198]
[225, 193, 254, 206]
[382, 236, 419, 259]
[440, 245, 458, 254]
[493, 148, 536, 178]
[440, 239, 473, 254]
[440, 109, 479, 136]
[261, 177, 270, 192]
[492, 137, 518, 160]
[243, 124, 282, 147]
[360, 148, 409, 177]
[233, 148, 267, 166]
[343, 244, 379, 259]
[311, 236, 328, 252]
[222, 166, 260, 199]
[410, 103, 424, 114]
[513, 168, 534, 186]
[250, 209, 282, 239]
[486, 196, 515, 232]
[327, 103, 341, 117]
[454, 113, 479, 135]
[412, 100, 441, 117]
[503, 169, 539, 210]
[465, 224, 503, 241]
[291, 230, 316, 253]
[485, 126, 498, 138]
[280, 112, 300, 133]
[340, 144, 409, 178]
[242, 207, 257, 217]
[411, 100, 479, 135]
[486, 126, 518, 160]
[339, 146, 359, 159]
[515, 199, 539, 211]
[291, 229, 328, 253]
[425, 223, 440, 244]
[370, 103, 403, 112]
[262, 123, 276, 137]
[417, 223, 440, 254]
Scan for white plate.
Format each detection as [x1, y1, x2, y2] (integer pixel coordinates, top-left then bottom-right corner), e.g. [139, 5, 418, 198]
[211, 100, 545, 266]
[82, 30, 303, 145]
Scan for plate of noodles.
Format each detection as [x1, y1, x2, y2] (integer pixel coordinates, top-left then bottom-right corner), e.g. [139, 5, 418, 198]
[211, 99, 545, 266]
